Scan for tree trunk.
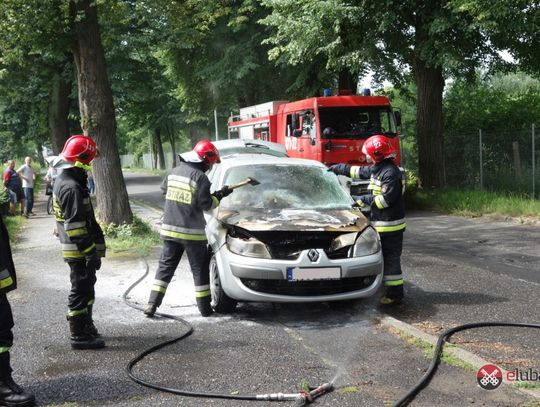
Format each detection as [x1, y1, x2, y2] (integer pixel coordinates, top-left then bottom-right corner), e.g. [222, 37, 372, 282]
[48, 68, 72, 154]
[189, 125, 198, 148]
[167, 127, 177, 168]
[153, 128, 166, 170]
[338, 70, 357, 95]
[70, 0, 133, 224]
[414, 58, 446, 188]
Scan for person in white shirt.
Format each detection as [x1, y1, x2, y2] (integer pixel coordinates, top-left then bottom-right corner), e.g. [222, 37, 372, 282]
[17, 157, 36, 217]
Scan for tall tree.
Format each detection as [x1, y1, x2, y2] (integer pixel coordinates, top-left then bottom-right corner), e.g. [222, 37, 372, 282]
[69, 0, 132, 224]
[261, 0, 537, 188]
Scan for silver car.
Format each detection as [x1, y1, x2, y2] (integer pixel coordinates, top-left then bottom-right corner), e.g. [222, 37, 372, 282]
[205, 154, 383, 312]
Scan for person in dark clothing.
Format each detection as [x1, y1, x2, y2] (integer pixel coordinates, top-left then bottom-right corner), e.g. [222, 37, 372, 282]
[0, 216, 36, 406]
[50, 135, 106, 349]
[2, 161, 24, 217]
[144, 140, 233, 317]
[330, 134, 406, 305]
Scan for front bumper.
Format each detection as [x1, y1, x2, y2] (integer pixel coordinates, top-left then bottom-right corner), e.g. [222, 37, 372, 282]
[215, 245, 383, 303]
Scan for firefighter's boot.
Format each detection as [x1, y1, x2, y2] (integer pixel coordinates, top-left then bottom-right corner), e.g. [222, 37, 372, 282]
[380, 285, 404, 306]
[0, 352, 35, 407]
[85, 305, 100, 337]
[68, 315, 105, 350]
[196, 297, 213, 317]
[143, 303, 157, 318]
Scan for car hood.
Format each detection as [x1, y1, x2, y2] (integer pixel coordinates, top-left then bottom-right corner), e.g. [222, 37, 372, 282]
[216, 208, 368, 232]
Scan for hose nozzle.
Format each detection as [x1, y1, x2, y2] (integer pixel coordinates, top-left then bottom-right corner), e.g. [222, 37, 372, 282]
[295, 382, 334, 405]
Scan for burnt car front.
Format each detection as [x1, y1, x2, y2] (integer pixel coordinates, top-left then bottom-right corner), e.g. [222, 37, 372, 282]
[205, 155, 383, 312]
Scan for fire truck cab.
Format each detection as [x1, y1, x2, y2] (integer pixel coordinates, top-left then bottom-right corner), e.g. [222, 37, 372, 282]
[227, 91, 402, 195]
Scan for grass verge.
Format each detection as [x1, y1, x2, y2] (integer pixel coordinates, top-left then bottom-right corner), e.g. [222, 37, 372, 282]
[2, 215, 26, 244]
[408, 188, 540, 220]
[102, 215, 161, 256]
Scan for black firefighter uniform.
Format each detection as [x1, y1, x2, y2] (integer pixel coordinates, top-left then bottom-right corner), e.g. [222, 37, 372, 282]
[53, 168, 106, 318]
[347, 159, 406, 296]
[148, 161, 220, 308]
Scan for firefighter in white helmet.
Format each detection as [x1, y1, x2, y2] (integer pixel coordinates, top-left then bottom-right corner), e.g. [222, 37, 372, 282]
[330, 134, 406, 305]
[144, 140, 233, 317]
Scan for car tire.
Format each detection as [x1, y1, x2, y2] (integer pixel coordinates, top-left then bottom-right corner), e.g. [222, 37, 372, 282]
[209, 254, 237, 313]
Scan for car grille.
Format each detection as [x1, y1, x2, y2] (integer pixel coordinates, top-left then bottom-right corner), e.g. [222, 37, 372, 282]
[239, 276, 377, 296]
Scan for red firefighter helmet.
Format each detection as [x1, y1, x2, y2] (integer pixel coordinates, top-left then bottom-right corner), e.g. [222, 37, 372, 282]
[194, 139, 221, 164]
[362, 135, 396, 163]
[60, 135, 98, 165]
[181, 139, 221, 165]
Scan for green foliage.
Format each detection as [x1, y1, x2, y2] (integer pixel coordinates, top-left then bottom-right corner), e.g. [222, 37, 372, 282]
[443, 73, 540, 192]
[102, 215, 160, 256]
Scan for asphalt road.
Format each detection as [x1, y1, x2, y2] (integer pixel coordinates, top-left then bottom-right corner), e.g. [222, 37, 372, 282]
[6, 172, 539, 407]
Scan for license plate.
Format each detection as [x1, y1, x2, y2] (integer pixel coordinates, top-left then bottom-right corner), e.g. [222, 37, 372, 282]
[287, 267, 341, 281]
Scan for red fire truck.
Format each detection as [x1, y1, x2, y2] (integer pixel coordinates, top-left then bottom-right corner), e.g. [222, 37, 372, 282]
[227, 90, 402, 194]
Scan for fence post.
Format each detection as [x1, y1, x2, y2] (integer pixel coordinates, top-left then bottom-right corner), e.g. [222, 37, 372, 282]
[533, 123, 536, 199]
[479, 129, 483, 189]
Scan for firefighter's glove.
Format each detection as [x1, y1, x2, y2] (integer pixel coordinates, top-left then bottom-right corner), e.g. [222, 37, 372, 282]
[328, 164, 351, 176]
[86, 252, 102, 271]
[213, 185, 233, 201]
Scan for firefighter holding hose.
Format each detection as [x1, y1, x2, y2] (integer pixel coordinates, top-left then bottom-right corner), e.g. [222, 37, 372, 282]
[330, 134, 406, 305]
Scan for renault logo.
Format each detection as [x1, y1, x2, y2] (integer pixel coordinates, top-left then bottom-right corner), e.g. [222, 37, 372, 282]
[308, 249, 319, 262]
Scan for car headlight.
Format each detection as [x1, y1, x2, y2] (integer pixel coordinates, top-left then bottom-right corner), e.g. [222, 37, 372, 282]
[352, 226, 380, 257]
[226, 235, 271, 258]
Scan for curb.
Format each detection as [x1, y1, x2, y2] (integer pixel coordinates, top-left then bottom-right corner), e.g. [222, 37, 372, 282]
[380, 316, 540, 400]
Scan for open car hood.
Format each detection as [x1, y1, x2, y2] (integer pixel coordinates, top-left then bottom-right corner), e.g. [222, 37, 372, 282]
[216, 208, 368, 232]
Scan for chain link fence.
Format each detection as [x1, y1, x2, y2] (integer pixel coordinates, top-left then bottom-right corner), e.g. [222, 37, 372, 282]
[445, 125, 538, 198]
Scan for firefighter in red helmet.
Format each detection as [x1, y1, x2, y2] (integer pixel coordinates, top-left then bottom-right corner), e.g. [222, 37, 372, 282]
[144, 139, 233, 317]
[330, 134, 406, 305]
[51, 135, 106, 349]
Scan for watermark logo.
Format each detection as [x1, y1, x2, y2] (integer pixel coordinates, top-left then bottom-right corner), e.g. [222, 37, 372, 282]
[477, 364, 502, 390]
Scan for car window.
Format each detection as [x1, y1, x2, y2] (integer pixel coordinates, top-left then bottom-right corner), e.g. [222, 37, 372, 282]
[221, 164, 353, 210]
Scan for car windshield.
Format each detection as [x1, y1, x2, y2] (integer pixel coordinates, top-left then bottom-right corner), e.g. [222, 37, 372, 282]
[221, 164, 353, 210]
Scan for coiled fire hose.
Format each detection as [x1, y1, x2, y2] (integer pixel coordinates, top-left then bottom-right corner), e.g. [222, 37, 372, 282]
[123, 260, 540, 406]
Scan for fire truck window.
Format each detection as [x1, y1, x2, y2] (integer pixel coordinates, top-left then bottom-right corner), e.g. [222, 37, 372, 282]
[302, 110, 315, 137]
[319, 106, 395, 139]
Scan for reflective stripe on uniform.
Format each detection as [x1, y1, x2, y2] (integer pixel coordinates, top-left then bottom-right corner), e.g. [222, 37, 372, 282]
[195, 289, 211, 298]
[0, 347, 10, 354]
[350, 166, 361, 178]
[68, 308, 88, 317]
[160, 224, 207, 241]
[194, 284, 210, 292]
[211, 195, 220, 209]
[66, 227, 88, 238]
[152, 280, 169, 294]
[0, 269, 13, 289]
[374, 195, 389, 209]
[161, 229, 207, 241]
[371, 219, 406, 233]
[61, 242, 96, 258]
[384, 278, 404, 287]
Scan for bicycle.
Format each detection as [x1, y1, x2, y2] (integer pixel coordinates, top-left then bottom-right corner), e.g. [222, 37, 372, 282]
[47, 194, 53, 215]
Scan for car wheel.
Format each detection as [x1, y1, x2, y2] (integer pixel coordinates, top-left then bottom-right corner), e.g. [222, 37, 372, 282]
[209, 254, 237, 313]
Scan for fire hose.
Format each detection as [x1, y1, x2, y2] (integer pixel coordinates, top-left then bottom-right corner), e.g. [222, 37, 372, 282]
[123, 260, 540, 406]
[122, 259, 333, 405]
